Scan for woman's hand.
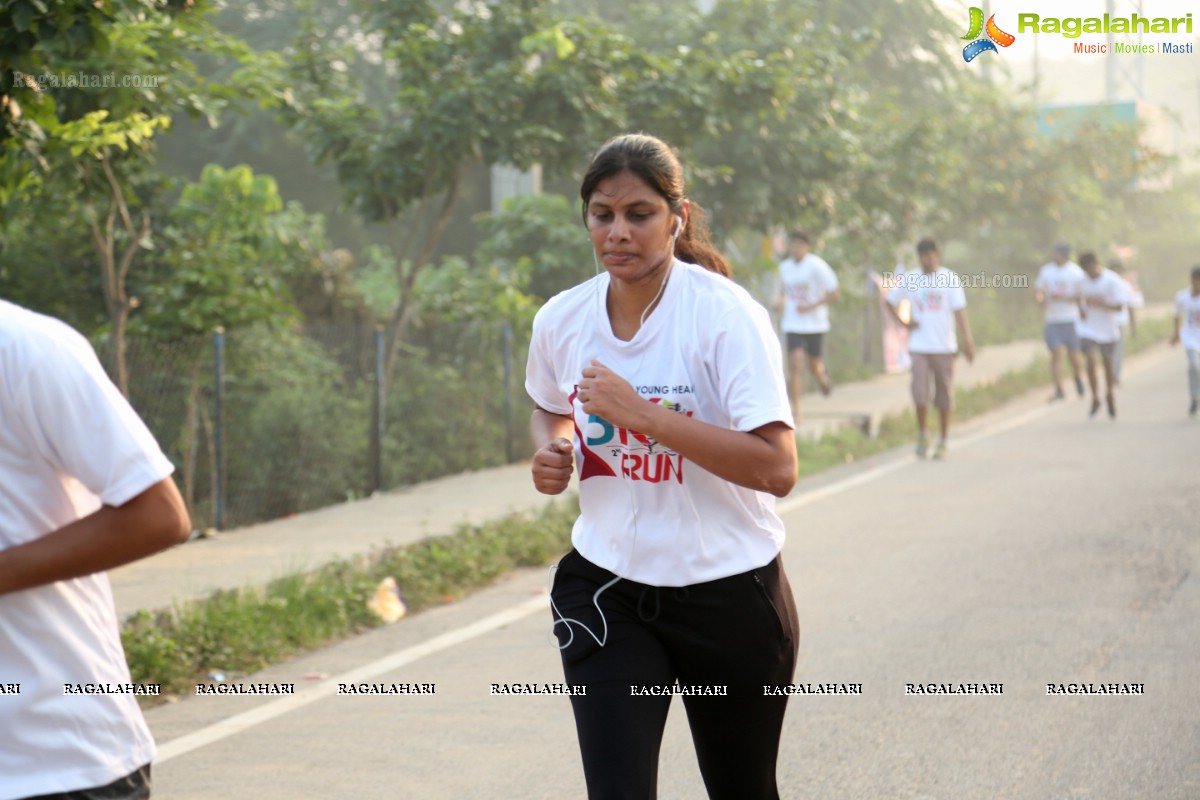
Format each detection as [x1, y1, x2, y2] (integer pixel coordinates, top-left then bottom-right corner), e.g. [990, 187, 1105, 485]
[532, 437, 574, 495]
[578, 358, 647, 431]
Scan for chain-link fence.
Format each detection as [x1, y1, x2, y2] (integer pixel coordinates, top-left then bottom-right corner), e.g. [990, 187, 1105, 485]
[111, 266, 1040, 533]
[119, 317, 530, 532]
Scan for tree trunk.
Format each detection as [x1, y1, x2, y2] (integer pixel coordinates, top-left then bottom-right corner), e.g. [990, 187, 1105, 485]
[109, 305, 130, 399]
[382, 162, 471, 389]
[85, 152, 151, 397]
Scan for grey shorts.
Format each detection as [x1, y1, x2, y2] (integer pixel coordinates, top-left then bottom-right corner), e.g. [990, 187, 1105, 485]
[1080, 338, 1117, 361]
[911, 352, 956, 410]
[1044, 322, 1080, 352]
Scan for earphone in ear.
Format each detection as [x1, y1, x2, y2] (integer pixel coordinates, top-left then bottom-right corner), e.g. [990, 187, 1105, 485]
[673, 216, 683, 239]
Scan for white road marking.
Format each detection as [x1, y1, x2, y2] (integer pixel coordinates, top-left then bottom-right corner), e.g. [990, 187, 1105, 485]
[776, 341, 1172, 519]
[155, 594, 550, 763]
[776, 402, 1054, 516]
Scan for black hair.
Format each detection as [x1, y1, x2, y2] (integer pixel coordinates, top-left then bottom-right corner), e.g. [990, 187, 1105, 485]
[916, 238, 938, 254]
[580, 133, 731, 278]
[1078, 251, 1098, 269]
[1191, 266, 1200, 281]
[789, 231, 810, 245]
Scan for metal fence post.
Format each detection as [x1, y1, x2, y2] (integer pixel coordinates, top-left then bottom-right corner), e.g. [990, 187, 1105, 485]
[863, 267, 873, 366]
[503, 323, 514, 464]
[213, 327, 226, 531]
[371, 326, 385, 494]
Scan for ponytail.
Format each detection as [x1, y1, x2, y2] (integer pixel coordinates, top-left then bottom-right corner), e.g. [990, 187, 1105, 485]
[674, 202, 730, 278]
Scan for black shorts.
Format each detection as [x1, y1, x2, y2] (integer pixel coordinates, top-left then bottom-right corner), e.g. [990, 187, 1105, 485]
[21, 764, 151, 800]
[786, 332, 825, 358]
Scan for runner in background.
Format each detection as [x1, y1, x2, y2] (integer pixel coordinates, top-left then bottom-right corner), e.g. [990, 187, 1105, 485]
[1169, 266, 1200, 418]
[1034, 243, 1086, 402]
[885, 239, 975, 460]
[1075, 252, 1131, 419]
[775, 231, 839, 420]
[1108, 259, 1144, 386]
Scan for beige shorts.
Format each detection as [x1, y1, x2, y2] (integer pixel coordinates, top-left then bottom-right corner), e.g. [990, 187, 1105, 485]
[911, 352, 956, 410]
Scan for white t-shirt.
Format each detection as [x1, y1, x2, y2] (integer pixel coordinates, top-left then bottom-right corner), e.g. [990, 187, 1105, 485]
[885, 267, 967, 354]
[779, 253, 839, 334]
[1176, 288, 1200, 351]
[1115, 275, 1144, 327]
[0, 301, 173, 800]
[1076, 269, 1131, 344]
[1036, 262, 1086, 324]
[525, 260, 793, 586]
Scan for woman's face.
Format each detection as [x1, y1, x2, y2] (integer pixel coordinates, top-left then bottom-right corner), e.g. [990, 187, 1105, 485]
[585, 171, 679, 286]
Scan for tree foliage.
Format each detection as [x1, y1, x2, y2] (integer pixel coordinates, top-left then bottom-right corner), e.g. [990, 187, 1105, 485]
[275, 0, 794, 387]
[2, 0, 285, 393]
[139, 163, 324, 338]
[473, 193, 594, 302]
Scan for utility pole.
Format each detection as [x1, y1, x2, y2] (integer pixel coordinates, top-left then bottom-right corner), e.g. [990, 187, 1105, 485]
[1032, 28, 1040, 109]
[489, 164, 540, 465]
[1105, 0, 1147, 103]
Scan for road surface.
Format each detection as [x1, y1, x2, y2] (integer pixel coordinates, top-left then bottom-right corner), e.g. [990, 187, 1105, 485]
[144, 345, 1200, 799]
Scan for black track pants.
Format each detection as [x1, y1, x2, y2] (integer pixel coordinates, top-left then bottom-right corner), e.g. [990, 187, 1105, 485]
[550, 549, 800, 800]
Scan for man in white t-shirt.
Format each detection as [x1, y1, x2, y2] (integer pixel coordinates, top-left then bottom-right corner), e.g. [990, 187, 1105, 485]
[1170, 266, 1200, 417]
[1, 300, 191, 800]
[1034, 243, 1086, 401]
[1075, 252, 1131, 419]
[885, 239, 975, 460]
[775, 231, 839, 419]
[1108, 259, 1144, 386]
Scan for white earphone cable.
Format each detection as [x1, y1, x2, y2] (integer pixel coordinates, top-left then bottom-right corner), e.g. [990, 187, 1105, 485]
[550, 216, 681, 650]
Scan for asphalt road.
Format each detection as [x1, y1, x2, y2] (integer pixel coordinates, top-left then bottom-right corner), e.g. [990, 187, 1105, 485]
[144, 345, 1200, 799]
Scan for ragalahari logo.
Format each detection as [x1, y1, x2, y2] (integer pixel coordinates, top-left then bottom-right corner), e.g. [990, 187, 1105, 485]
[961, 7, 1016, 62]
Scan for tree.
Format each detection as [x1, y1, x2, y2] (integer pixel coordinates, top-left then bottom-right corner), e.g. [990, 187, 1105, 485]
[141, 164, 316, 336]
[0, 177, 102, 328]
[135, 163, 326, 523]
[1, 0, 133, 207]
[2, 0, 282, 394]
[277, 0, 791, 387]
[472, 193, 594, 302]
[281, 0, 593, 386]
